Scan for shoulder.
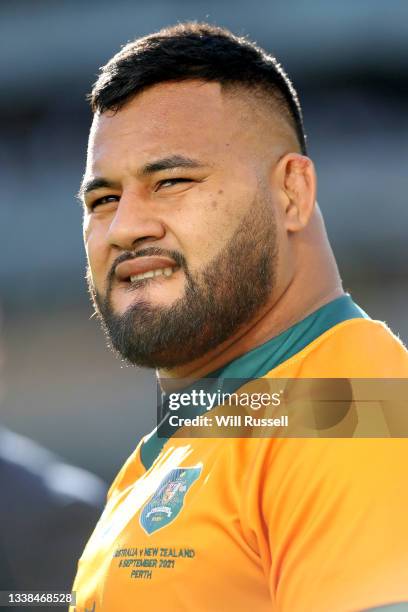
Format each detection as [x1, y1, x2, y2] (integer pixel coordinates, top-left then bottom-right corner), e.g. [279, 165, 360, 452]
[274, 318, 408, 377]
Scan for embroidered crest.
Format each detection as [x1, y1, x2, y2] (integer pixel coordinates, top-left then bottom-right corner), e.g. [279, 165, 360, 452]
[140, 467, 202, 535]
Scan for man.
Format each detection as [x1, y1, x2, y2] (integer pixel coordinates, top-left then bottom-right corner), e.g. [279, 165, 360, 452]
[72, 23, 408, 611]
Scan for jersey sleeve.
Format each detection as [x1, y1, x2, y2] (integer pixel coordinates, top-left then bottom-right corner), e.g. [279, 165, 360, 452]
[259, 438, 408, 612]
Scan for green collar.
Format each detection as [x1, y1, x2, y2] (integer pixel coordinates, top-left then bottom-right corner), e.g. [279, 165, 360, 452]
[141, 294, 368, 470]
[210, 294, 368, 380]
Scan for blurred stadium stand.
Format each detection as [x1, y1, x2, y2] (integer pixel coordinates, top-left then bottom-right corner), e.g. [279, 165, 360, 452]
[1, 0, 407, 482]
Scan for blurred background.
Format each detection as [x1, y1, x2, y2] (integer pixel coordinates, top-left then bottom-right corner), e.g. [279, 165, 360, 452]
[1, 0, 407, 484]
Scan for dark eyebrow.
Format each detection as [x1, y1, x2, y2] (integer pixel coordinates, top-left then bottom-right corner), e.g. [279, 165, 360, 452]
[78, 177, 121, 201]
[78, 155, 206, 201]
[137, 155, 206, 177]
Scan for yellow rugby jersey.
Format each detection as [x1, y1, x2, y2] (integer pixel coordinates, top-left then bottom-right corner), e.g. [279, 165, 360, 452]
[71, 295, 408, 612]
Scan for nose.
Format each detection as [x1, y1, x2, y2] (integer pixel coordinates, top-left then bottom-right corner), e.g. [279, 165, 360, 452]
[107, 189, 165, 251]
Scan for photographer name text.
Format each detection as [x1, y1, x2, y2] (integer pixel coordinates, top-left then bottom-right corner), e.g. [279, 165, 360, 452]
[168, 414, 288, 428]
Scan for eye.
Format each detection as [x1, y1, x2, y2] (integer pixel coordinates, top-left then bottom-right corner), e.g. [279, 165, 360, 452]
[89, 195, 119, 210]
[154, 178, 192, 192]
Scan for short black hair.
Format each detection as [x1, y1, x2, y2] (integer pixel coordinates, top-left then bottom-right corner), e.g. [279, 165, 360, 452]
[90, 22, 307, 154]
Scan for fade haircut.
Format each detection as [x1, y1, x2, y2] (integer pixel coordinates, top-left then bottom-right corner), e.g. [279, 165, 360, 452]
[90, 22, 307, 155]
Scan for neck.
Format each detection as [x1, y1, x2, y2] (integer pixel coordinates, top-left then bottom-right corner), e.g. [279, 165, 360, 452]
[158, 207, 343, 389]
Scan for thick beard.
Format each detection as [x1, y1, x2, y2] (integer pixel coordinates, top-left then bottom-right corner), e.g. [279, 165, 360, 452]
[88, 194, 278, 369]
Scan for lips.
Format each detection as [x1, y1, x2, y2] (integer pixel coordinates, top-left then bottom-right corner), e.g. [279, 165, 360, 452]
[115, 256, 179, 282]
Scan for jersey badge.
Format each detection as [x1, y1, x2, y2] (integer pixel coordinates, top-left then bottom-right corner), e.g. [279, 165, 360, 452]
[140, 466, 202, 535]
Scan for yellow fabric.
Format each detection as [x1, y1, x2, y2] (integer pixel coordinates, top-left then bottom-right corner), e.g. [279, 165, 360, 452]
[71, 319, 408, 611]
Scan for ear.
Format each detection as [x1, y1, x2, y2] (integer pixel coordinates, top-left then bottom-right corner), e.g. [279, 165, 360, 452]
[275, 153, 317, 232]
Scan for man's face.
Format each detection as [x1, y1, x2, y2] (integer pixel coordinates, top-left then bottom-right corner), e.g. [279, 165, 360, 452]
[82, 81, 282, 368]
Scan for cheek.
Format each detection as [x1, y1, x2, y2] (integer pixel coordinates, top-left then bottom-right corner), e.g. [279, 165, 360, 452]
[83, 219, 109, 285]
[178, 188, 252, 270]
[175, 202, 228, 268]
